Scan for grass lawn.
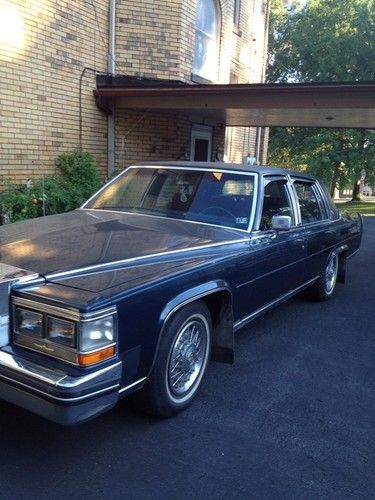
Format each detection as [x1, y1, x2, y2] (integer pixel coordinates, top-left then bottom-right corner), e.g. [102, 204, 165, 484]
[335, 201, 375, 216]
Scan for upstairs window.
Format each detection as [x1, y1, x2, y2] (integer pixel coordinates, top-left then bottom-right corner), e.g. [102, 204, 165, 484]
[193, 0, 220, 82]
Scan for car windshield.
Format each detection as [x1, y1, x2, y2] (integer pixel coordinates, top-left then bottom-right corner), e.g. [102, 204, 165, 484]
[86, 167, 256, 230]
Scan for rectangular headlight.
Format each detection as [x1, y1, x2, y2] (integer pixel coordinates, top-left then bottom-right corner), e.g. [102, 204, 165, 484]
[47, 316, 76, 348]
[15, 307, 43, 337]
[80, 316, 115, 352]
[12, 297, 117, 366]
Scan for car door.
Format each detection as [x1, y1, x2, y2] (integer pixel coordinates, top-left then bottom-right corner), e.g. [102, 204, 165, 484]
[291, 177, 340, 279]
[233, 175, 308, 321]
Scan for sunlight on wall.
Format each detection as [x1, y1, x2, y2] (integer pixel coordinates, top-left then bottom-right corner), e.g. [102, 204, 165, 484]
[0, 1, 25, 57]
[0, 0, 53, 60]
[218, 36, 232, 83]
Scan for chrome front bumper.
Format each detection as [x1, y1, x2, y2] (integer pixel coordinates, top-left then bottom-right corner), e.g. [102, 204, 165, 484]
[0, 351, 122, 424]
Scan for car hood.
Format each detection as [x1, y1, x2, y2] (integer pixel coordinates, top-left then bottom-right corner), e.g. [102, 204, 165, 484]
[0, 209, 248, 279]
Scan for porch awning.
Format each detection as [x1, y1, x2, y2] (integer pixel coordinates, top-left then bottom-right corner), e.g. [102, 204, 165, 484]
[95, 78, 375, 129]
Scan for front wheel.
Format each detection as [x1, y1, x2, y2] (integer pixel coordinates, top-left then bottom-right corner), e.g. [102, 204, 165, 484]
[307, 251, 339, 301]
[137, 301, 211, 417]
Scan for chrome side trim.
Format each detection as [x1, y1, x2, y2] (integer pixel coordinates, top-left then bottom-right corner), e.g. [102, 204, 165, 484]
[347, 248, 359, 259]
[12, 297, 116, 322]
[45, 238, 249, 281]
[233, 276, 319, 332]
[118, 377, 147, 394]
[162, 286, 231, 326]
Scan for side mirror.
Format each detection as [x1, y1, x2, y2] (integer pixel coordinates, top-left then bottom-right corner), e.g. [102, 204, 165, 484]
[271, 215, 291, 231]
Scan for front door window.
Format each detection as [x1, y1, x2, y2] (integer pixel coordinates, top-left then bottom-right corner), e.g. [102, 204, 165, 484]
[259, 179, 294, 230]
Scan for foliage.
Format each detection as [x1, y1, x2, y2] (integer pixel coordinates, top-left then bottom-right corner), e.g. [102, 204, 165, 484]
[54, 150, 103, 209]
[267, 0, 375, 83]
[268, 127, 375, 195]
[0, 150, 103, 224]
[267, 0, 375, 199]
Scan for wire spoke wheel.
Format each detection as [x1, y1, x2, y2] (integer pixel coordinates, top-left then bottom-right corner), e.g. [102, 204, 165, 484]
[136, 302, 211, 417]
[324, 252, 338, 294]
[168, 319, 207, 397]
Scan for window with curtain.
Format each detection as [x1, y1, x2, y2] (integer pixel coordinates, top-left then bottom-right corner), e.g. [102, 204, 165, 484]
[193, 0, 220, 82]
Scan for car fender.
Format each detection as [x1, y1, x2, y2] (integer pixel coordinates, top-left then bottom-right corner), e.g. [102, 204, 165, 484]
[147, 280, 234, 378]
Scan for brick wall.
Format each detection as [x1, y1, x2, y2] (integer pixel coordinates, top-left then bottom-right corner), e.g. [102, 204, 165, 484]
[1, 0, 270, 183]
[115, 0, 269, 166]
[116, 0, 196, 82]
[222, 0, 270, 163]
[115, 110, 225, 170]
[115, 0, 269, 85]
[0, 0, 109, 182]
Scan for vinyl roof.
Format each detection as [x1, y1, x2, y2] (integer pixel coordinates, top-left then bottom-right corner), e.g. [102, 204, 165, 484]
[95, 79, 375, 129]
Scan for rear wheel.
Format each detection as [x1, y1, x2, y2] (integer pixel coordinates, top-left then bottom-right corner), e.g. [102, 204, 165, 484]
[307, 251, 339, 301]
[137, 301, 211, 417]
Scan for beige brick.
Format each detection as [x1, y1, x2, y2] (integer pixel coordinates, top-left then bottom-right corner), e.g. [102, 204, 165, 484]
[1, 0, 269, 182]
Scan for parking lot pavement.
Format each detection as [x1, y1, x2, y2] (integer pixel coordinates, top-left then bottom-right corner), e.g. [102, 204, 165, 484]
[0, 218, 374, 500]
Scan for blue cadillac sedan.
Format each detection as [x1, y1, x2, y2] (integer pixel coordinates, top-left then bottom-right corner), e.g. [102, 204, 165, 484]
[0, 162, 362, 424]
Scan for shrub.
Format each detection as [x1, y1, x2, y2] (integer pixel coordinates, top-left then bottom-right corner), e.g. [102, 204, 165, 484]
[0, 150, 103, 224]
[0, 180, 43, 223]
[54, 150, 102, 210]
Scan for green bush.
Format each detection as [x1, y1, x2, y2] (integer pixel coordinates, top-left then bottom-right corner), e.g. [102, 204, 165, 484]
[0, 150, 103, 224]
[54, 150, 103, 210]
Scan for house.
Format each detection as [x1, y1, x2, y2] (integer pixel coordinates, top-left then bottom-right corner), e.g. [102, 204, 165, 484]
[0, 0, 270, 181]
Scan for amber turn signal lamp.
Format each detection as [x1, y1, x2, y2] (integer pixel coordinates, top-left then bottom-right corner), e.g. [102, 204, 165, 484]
[78, 346, 115, 366]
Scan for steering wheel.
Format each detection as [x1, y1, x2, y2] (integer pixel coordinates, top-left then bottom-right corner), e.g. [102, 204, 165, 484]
[200, 206, 236, 222]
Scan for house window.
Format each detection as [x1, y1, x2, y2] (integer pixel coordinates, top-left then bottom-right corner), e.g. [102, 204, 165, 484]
[193, 0, 220, 82]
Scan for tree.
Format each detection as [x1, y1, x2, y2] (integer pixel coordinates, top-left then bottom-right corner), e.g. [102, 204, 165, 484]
[267, 0, 375, 200]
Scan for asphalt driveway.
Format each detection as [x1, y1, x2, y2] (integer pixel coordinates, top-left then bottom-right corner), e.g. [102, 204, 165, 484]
[0, 218, 374, 500]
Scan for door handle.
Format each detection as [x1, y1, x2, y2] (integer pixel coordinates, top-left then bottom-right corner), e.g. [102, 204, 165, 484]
[295, 237, 306, 249]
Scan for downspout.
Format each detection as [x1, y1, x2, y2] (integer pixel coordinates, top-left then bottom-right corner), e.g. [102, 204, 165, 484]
[107, 0, 116, 177]
[255, 127, 262, 165]
[255, 0, 271, 165]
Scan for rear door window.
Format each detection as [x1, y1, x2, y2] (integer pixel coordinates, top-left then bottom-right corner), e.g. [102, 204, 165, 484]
[293, 180, 326, 223]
